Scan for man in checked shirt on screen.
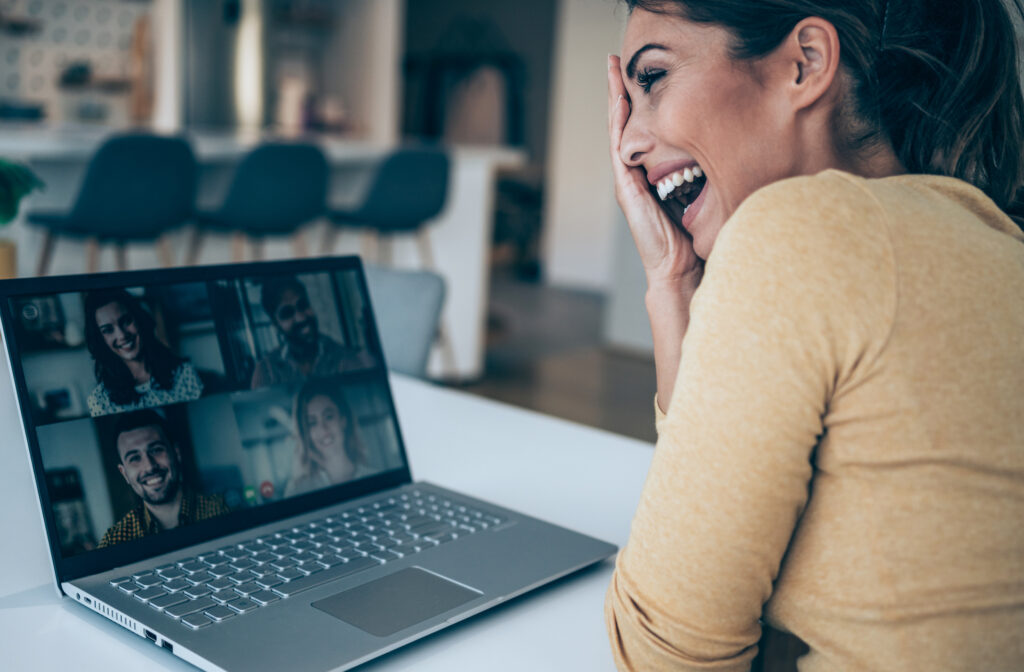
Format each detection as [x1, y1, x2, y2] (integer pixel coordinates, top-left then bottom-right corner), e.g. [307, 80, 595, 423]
[98, 410, 228, 548]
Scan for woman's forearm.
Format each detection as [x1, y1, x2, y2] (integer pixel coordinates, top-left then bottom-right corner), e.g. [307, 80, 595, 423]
[646, 273, 700, 414]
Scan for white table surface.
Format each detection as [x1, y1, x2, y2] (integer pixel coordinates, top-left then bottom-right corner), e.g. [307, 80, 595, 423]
[0, 359, 654, 671]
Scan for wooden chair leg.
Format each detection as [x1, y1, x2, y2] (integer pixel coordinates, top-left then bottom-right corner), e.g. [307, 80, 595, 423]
[185, 227, 203, 266]
[414, 228, 457, 376]
[435, 319, 459, 379]
[360, 231, 378, 263]
[114, 242, 128, 271]
[292, 231, 308, 258]
[231, 232, 247, 262]
[321, 225, 338, 256]
[86, 238, 100, 273]
[35, 231, 54, 277]
[378, 235, 393, 266]
[416, 227, 437, 270]
[157, 236, 175, 268]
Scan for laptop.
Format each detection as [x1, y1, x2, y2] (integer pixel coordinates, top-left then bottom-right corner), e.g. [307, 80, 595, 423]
[0, 256, 616, 672]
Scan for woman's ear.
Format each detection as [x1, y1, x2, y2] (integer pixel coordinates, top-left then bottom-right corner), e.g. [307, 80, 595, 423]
[782, 16, 842, 111]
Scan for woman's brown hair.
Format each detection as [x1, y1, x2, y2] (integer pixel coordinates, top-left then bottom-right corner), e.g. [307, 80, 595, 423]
[624, 0, 1024, 228]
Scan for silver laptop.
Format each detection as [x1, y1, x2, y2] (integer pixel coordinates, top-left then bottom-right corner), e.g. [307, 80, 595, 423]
[0, 256, 616, 672]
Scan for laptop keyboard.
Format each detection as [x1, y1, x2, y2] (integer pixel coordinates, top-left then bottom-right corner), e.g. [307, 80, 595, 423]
[109, 489, 506, 630]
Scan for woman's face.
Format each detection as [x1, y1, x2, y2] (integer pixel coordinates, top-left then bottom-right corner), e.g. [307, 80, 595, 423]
[305, 394, 348, 457]
[95, 301, 142, 362]
[619, 9, 799, 259]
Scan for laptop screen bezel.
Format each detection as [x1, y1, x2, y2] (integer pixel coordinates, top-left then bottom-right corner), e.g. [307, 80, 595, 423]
[0, 256, 415, 585]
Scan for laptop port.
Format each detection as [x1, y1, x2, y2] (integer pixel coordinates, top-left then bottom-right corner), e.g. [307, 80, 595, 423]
[144, 629, 157, 642]
[161, 640, 174, 653]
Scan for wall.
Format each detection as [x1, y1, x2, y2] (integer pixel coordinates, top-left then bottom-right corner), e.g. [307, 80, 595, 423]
[401, 0, 557, 166]
[541, 0, 625, 291]
[321, 0, 403, 145]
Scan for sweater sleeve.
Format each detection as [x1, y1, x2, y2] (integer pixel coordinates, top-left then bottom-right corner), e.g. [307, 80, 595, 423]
[605, 172, 897, 671]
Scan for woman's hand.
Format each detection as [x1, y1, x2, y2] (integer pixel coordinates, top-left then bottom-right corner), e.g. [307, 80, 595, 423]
[607, 55, 703, 291]
[309, 442, 355, 484]
[608, 55, 703, 412]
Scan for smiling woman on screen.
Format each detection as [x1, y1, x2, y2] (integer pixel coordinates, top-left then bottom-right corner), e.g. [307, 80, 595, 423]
[604, 1, 1024, 670]
[84, 289, 203, 417]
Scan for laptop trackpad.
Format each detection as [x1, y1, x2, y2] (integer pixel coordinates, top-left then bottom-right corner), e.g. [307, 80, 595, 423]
[312, 567, 483, 637]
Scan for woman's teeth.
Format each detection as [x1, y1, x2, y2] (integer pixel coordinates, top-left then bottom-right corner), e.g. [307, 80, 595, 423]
[656, 165, 704, 201]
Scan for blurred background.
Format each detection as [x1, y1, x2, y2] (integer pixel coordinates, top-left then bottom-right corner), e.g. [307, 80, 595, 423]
[0, 0, 656, 442]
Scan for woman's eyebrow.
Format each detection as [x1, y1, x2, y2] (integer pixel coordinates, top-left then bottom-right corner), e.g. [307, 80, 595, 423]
[625, 43, 668, 79]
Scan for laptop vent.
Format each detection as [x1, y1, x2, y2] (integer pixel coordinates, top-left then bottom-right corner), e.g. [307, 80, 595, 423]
[84, 595, 140, 635]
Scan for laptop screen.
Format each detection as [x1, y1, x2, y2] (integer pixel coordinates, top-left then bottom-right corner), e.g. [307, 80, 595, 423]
[0, 259, 411, 580]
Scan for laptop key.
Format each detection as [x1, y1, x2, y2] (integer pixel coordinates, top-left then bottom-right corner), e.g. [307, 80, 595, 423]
[272, 557, 380, 598]
[135, 574, 164, 589]
[204, 605, 235, 623]
[187, 571, 213, 585]
[251, 552, 277, 565]
[210, 590, 237, 605]
[150, 593, 189, 612]
[233, 582, 261, 597]
[226, 598, 259, 614]
[181, 613, 212, 630]
[109, 576, 133, 587]
[255, 576, 283, 590]
[316, 553, 345, 568]
[425, 532, 459, 544]
[206, 565, 234, 579]
[180, 561, 207, 574]
[163, 579, 191, 593]
[158, 568, 186, 580]
[248, 590, 280, 607]
[119, 583, 142, 595]
[166, 596, 217, 620]
[184, 585, 212, 599]
[135, 587, 168, 603]
[277, 567, 304, 582]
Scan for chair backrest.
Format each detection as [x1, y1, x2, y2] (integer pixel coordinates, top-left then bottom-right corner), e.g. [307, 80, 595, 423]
[70, 133, 197, 239]
[363, 264, 446, 378]
[351, 148, 449, 232]
[216, 142, 328, 234]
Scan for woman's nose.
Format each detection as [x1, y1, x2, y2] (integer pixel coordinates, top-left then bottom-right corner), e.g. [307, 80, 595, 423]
[619, 112, 654, 168]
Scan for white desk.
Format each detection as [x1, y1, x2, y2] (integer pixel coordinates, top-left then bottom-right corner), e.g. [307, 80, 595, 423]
[0, 361, 654, 670]
[0, 127, 526, 381]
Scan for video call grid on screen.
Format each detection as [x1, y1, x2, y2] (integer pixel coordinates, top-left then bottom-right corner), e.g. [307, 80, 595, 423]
[8, 269, 405, 558]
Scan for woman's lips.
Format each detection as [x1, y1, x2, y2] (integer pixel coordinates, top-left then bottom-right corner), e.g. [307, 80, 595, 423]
[681, 181, 709, 231]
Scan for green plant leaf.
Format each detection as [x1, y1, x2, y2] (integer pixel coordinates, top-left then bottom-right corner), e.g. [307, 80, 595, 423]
[0, 159, 45, 225]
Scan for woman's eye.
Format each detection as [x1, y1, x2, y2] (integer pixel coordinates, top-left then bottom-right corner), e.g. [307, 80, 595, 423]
[636, 67, 666, 94]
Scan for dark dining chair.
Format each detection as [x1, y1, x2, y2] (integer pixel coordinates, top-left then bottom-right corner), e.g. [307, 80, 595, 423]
[27, 133, 197, 275]
[189, 142, 329, 264]
[325, 147, 455, 372]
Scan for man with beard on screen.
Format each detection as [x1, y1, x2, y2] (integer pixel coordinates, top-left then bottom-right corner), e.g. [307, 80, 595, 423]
[250, 276, 373, 389]
[98, 410, 228, 548]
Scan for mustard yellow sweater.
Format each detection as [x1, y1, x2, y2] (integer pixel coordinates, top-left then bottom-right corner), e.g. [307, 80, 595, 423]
[605, 171, 1024, 671]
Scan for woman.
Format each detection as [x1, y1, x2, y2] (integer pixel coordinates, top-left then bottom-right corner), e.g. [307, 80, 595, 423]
[84, 290, 203, 417]
[284, 379, 368, 497]
[605, 1, 1024, 671]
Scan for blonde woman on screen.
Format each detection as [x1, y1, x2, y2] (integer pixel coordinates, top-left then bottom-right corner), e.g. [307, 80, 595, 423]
[284, 379, 369, 497]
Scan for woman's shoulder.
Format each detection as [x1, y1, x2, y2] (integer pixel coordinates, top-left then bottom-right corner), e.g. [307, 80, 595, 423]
[728, 170, 883, 241]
